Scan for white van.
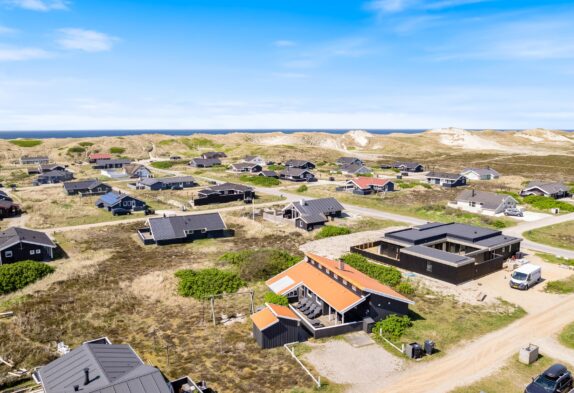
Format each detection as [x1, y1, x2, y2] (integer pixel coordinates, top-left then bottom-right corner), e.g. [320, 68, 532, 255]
[510, 264, 541, 290]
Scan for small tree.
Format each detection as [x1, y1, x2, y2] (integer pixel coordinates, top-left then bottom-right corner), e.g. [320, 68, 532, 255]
[296, 185, 308, 193]
[373, 315, 412, 340]
[264, 292, 289, 306]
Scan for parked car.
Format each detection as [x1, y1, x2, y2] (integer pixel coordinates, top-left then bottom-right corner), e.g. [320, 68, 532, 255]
[328, 177, 335, 181]
[505, 207, 524, 217]
[510, 264, 541, 290]
[145, 208, 155, 215]
[111, 208, 132, 216]
[525, 364, 573, 393]
[306, 177, 318, 183]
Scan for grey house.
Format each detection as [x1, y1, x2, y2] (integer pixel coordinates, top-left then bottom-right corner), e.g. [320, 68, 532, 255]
[340, 163, 372, 176]
[285, 159, 316, 170]
[192, 183, 255, 206]
[189, 158, 222, 168]
[63, 179, 112, 196]
[454, 189, 517, 215]
[29, 164, 66, 175]
[37, 338, 213, 393]
[279, 168, 316, 182]
[138, 176, 197, 191]
[123, 163, 153, 179]
[282, 198, 344, 230]
[352, 222, 522, 284]
[0, 190, 13, 202]
[230, 162, 263, 173]
[386, 161, 424, 172]
[259, 170, 278, 178]
[92, 159, 132, 169]
[34, 170, 74, 185]
[520, 181, 571, 199]
[427, 171, 467, 187]
[460, 167, 500, 181]
[201, 151, 227, 159]
[0, 227, 57, 264]
[336, 157, 364, 166]
[95, 192, 147, 212]
[20, 156, 49, 165]
[138, 213, 231, 245]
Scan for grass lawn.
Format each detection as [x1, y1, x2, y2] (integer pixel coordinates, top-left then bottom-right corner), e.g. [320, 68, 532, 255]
[450, 356, 568, 393]
[524, 221, 574, 251]
[292, 185, 516, 229]
[545, 275, 574, 294]
[536, 252, 574, 267]
[559, 321, 574, 350]
[9, 139, 42, 147]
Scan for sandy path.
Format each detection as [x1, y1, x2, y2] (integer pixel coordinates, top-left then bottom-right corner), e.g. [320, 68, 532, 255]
[375, 294, 574, 393]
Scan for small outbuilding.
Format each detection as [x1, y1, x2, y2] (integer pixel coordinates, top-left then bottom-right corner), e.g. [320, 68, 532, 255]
[251, 303, 304, 349]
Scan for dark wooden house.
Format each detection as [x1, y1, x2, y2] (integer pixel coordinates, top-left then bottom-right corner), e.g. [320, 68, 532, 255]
[282, 198, 344, 230]
[336, 157, 364, 167]
[0, 200, 22, 219]
[0, 227, 57, 264]
[189, 158, 222, 168]
[251, 303, 306, 349]
[520, 181, 571, 199]
[63, 179, 112, 196]
[230, 162, 263, 173]
[201, 151, 227, 159]
[138, 213, 231, 245]
[92, 159, 132, 169]
[285, 159, 316, 170]
[95, 192, 147, 212]
[192, 183, 254, 206]
[426, 172, 467, 187]
[279, 168, 316, 182]
[137, 176, 197, 191]
[34, 170, 74, 186]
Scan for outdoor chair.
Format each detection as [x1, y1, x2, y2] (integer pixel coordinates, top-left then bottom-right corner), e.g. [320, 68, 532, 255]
[296, 299, 309, 310]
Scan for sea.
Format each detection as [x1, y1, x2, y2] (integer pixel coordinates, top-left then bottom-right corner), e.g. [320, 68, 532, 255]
[0, 129, 542, 139]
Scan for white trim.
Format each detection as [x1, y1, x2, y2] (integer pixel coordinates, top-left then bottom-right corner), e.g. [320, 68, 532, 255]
[362, 289, 415, 305]
[0, 239, 56, 252]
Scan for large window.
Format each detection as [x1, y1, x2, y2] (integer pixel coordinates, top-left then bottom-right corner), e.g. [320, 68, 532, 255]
[5, 251, 13, 258]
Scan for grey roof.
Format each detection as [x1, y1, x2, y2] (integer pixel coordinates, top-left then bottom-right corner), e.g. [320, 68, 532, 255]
[427, 171, 464, 180]
[139, 176, 196, 186]
[287, 198, 344, 224]
[523, 181, 568, 195]
[336, 157, 362, 165]
[280, 167, 313, 177]
[41, 164, 66, 171]
[202, 151, 226, 159]
[208, 182, 253, 192]
[0, 200, 18, 209]
[475, 234, 521, 247]
[285, 159, 314, 168]
[148, 213, 226, 241]
[190, 158, 221, 166]
[123, 164, 149, 177]
[96, 192, 145, 207]
[402, 245, 474, 266]
[39, 170, 73, 179]
[259, 170, 278, 177]
[456, 190, 512, 210]
[38, 342, 171, 393]
[231, 162, 261, 170]
[462, 167, 500, 177]
[63, 179, 108, 192]
[96, 159, 132, 166]
[0, 227, 56, 251]
[21, 156, 49, 161]
[0, 190, 13, 202]
[385, 222, 503, 245]
[341, 163, 371, 174]
[393, 161, 423, 170]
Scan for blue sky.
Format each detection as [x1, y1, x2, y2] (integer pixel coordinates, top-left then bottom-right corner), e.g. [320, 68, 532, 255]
[1, 0, 573, 130]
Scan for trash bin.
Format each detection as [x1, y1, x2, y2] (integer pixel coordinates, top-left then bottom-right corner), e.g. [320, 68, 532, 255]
[412, 343, 423, 359]
[424, 340, 435, 356]
[519, 344, 539, 365]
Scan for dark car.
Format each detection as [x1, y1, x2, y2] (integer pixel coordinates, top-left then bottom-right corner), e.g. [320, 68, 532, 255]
[111, 208, 132, 216]
[306, 177, 318, 183]
[525, 364, 573, 393]
[144, 208, 155, 215]
[505, 207, 524, 217]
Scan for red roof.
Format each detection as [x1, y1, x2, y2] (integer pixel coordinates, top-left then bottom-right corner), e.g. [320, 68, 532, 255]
[349, 177, 392, 190]
[250, 303, 300, 331]
[89, 153, 112, 160]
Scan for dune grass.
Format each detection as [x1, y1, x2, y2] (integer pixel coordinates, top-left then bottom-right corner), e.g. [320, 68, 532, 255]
[524, 221, 574, 251]
[9, 139, 42, 148]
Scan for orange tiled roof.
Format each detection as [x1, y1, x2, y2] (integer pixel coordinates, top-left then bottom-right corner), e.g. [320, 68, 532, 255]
[267, 303, 299, 321]
[89, 153, 112, 159]
[266, 261, 364, 313]
[250, 307, 278, 331]
[306, 253, 413, 304]
[350, 177, 392, 189]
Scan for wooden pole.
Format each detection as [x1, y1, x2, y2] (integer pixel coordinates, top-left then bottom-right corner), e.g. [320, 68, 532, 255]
[210, 297, 216, 326]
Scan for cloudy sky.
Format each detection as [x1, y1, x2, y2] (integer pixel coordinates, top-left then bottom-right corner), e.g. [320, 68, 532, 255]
[1, 0, 573, 130]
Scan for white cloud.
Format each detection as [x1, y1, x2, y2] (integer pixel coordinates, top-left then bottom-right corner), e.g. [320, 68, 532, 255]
[0, 25, 18, 35]
[365, 0, 490, 14]
[57, 28, 118, 52]
[274, 40, 296, 48]
[0, 47, 52, 61]
[4, 0, 69, 11]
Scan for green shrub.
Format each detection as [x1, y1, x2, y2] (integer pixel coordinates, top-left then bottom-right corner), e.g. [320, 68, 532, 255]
[78, 142, 94, 147]
[9, 139, 42, 148]
[296, 185, 308, 193]
[150, 160, 185, 169]
[264, 292, 289, 306]
[267, 164, 285, 171]
[342, 253, 402, 287]
[396, 281, 415, 296]
[175, 268, 245, 299]
[0, 261, 55, 295]
[219, 249, 300, 281]
[67, 146, 86, 155]
[239, 175, 280, 187]
[492, 220, 507, 229]
[109, 147, 126, 154]
[315, 225, 352, 239]
[373, 315, 412, 340]
[523, 195, 574, 212]
[546, 277, 574, 294]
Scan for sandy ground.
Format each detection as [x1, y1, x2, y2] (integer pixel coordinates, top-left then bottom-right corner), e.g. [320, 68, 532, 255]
[302, 337, 404, 393]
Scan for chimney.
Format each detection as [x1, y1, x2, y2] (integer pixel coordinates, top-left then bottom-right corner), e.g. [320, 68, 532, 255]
[74, 386, 79, 392]
[338, 258, 345, 270]
[83, 368, 90, 385]
[300, 199, 306, 206]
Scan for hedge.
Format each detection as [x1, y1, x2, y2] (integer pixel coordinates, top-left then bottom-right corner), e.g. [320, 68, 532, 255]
[342, 253, 402, 287]
[315, 225, 352, 239]
[67, 146, 86, 154]
[175, 268, 244, 299]
[373, 314, 412, 340]
[296, 185, 308, 193]
[264, 292, 289, 306]
[219, 249, 300, 281]
[239, 175, 280, 187]
[0, 261, 55, 295]
[109, 147, 126, 154]
[523, 195, 574, 212]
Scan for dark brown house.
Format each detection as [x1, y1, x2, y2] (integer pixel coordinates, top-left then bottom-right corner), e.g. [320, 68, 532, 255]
[0, 227, 57, 264]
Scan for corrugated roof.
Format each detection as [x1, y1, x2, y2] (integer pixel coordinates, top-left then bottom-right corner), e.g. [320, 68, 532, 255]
[0, 227, 56, 251]
[288, 198, 344, 223]
[386, 222, 502, 245]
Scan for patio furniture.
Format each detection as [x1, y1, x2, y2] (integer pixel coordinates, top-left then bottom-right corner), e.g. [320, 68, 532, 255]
[296, 299, 309, 310]
[301, 302, 314, 313]
[303, 304, 317, 315]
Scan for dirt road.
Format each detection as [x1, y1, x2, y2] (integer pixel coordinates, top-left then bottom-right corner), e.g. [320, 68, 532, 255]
[374, 294, 574, 393]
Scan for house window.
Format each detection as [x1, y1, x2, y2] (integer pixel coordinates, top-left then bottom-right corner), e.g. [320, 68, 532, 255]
[342, 279, 348, 285]
[426, 262, 433, 272]
[30, 250, 35, 255]
[36, 249, 41, 254]
[351, 285, 357, 291]
[5, 251, 12, 258]
[201, 228, 207, 233]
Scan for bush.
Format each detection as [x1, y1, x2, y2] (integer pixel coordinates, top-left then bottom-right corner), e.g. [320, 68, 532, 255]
[78, 141, 94, 147]
[546, 278, 574, 294]
[342, 253, 402, 287]
[9, 139, 42, 148]
[523, 195, 574, 212]
[109, 147, 126, 154]
[0, 261, 55, 295]
[239, 175, 280, 187]
[491, 220, 507, 229]
[67, 146, 86, 155]
[267, 164, 285, 171]
[373, 315, 412, 340]
[395, 281, 415, 296]
[264, 292, 289, 306]
[150, 160, 182, 169]
[219, 249, 300, 281]
[296, 185, 308, 193]
[315, 225, 352, 239]
[175, 268, 245, 299]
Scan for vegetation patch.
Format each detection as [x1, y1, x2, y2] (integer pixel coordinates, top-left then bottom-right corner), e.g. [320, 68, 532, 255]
[559, 321, 574, 350]
[545, 276, 574, 294]
[150, 160, 186, 169]
[8, 139, 42, 148]
[182, 137, 223, 150]
[263, 292, 289, 306]
[373, 315, 412, 341]
[239, 174, 280, 187]
[67, 146, 86, 155]
[109, 147, 126, 154]
[175, 268, 245, 299]
[0, 261, 55, 295]
[219, 248, 300, 281]
[523, 195, 574, 212]
[536, 252, 574, 267]
[315, 225, 352, 239]
[524, 221, 574, 251]
[341, 253, 402, 287]
[267, 164, 285, 171]
[78, 142, 94, 147]
[296, 184, 308, 193]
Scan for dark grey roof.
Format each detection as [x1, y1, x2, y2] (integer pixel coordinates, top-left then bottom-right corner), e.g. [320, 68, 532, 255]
[393, 161, 423, 170]
[280, 167, 312, 177]
[96, 159, 132, 166]
[288, 198, 344, 223]
[231, 162, 261, 170]
[244, 155, 263, 161]
[385, 222, 502, 245]
[0, 200, 18, 209]
[462, 168, 500, 177]
[0, 227, 56, 251]
[341, 163, 371, 174]
[190, 158, 221, 166]
[148, 213, 226, 241]
[402, 245, 474, 266]
[427, 171, 464, 180]
[39, 170, 72, 178]
[336, 157, 361, 165]
[285, 159, 314, 167]
[456, 190, 512, 210]
[475, 234, 521, 247]
[202, 151, 226, 159]
[139, 176, 196, 186]
[124, 164, 149, 176]
[0, 190, 13, 202]
[63, 179, 107, 192]
[523, 181, 568, 195]
[41, 164, 66, 171]
[96, 192, 145, 207]
[38, 342, 171, 393]
[259, 171, 278, 177]
[208, 182, 253, 192]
